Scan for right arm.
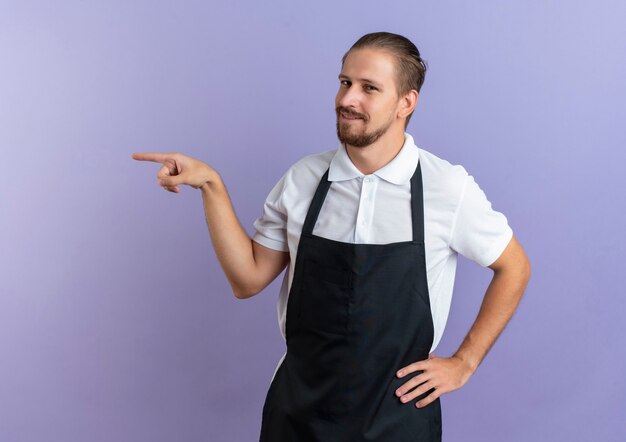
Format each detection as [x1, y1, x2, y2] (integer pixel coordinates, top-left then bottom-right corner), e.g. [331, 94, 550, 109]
[199, 173, 289, 299]
[131, 151, 289, 299]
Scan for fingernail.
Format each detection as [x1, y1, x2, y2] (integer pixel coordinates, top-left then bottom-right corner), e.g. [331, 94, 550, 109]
[397, 370, 404, 377]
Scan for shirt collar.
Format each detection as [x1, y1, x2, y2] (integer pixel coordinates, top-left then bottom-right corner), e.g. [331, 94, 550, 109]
[328, 132, 419, 185]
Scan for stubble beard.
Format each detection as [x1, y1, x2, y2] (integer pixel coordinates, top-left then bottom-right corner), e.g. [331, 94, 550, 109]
[336, 112, 394, 148]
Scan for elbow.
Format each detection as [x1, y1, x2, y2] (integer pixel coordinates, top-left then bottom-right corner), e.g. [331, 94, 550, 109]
[515, 257, 532, 294]
[521, 254, 532, 282]
[231, 283, 261, 300]
[514, 256, 531, 285]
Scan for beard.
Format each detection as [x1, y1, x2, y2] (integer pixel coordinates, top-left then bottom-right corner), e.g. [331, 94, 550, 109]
[335, 107, 394, 148]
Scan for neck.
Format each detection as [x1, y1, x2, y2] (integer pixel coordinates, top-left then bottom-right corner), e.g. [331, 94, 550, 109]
[345, 129, 406, 175]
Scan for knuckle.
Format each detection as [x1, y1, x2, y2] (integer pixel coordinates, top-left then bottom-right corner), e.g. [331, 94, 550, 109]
[403, 390, 417, 402]
[414, 373, 425, 384]
[412, 387, 425, 399]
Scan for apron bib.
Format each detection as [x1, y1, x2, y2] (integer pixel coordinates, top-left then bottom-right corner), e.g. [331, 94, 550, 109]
[260, 161, 442, 441]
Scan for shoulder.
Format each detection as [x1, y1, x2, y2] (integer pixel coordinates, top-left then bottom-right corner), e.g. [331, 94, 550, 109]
[262, 148, 335, 210]
[282, 148, 336, 189]
[287, 148, 335, 175]
[417, 146, 469, 197]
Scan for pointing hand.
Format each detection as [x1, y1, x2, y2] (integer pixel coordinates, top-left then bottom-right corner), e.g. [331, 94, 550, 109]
[131, 152, 216, 193]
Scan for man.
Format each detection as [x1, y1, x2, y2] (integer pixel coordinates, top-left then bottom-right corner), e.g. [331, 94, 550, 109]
[132, 32, 530, 441]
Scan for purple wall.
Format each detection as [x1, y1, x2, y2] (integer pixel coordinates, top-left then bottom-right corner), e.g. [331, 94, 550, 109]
[1, 1, 624, 441]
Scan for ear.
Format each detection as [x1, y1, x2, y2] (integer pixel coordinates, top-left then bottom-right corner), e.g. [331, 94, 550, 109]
[397, 90, 418, 119]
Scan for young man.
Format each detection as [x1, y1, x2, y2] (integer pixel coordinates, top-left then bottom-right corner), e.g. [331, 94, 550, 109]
[133, 32, 530, 441]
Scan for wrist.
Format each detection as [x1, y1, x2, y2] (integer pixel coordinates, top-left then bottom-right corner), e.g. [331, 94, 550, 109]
[197, 170, 222, 191]
[452, 351, 480, 374]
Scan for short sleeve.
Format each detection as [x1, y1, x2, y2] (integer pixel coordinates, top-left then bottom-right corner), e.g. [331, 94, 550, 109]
[252, 173, 289, 252]
[449, 172, 513, 267]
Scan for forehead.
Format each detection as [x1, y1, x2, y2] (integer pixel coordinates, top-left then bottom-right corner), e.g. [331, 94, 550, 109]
[340, 48, 397, 87]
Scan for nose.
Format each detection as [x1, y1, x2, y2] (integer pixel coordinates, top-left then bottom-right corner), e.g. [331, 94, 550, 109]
[336, 85, 361, 109]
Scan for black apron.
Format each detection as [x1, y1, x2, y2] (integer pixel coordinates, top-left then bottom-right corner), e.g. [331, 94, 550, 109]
[259, 160, 442, 441]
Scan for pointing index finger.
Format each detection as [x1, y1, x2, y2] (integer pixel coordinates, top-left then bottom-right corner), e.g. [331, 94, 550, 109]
[131, 152, 174, 163]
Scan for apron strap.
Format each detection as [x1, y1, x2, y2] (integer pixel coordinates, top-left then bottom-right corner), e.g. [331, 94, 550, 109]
[410, 160, 425, 244]
[301, 168, 332, 237]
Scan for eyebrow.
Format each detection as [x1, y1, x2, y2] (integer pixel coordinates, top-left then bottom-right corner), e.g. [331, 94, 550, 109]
[338, 74, 383, 88]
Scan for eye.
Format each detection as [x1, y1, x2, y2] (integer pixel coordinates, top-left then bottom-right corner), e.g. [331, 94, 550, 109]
[340, 80, 351, 87]
[365, 85, 378, 92]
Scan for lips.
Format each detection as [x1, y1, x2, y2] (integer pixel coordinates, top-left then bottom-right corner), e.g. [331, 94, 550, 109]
[340, 112, 364, 121]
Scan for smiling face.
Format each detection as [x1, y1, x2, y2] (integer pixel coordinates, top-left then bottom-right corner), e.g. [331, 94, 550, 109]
[335, 48, 406, 148]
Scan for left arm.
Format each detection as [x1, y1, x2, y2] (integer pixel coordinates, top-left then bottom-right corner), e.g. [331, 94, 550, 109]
[394, 234, 531, 408]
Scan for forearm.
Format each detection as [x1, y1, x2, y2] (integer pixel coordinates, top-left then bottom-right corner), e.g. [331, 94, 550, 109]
[199, 173, 259, 297]
[452, 265, 530, 372]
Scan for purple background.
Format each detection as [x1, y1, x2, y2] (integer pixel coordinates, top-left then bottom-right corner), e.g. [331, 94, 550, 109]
[1, 1, 625, 441]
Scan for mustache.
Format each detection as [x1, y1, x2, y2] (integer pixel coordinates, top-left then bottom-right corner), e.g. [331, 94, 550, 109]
[336, 107, 368, 120]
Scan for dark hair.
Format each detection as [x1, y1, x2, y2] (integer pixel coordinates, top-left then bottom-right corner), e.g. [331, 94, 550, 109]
[341, 32, 428, 127]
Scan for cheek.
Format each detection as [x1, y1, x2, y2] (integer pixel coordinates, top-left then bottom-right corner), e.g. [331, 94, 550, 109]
[378, 101, 398, 120]
[334, 93, 343, 109]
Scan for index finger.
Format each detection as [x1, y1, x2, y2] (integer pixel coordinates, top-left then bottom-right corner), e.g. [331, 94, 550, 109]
[396, 358, 429, 378]
[131, 152, 174, 163]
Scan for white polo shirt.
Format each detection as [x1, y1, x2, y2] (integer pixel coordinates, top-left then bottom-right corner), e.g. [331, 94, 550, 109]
[253, 133, 513, 379]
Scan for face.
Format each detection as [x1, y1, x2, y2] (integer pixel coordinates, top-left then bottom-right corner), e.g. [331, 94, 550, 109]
[335, 48, 403, 148]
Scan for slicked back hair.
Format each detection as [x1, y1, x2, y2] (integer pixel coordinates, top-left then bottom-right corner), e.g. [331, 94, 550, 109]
[341, 32, 428, 127]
